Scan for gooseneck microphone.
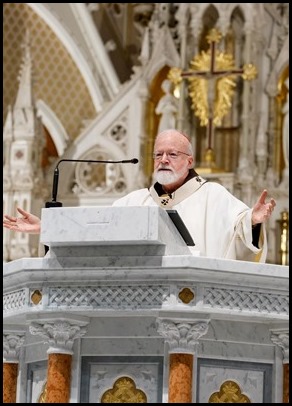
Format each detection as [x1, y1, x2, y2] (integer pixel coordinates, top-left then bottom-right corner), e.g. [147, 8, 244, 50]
[45, 158, 139, 208]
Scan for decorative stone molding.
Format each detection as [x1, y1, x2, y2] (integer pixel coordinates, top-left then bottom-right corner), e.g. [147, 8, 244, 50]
[29, 316, 89, 355]
[73, 146, 127, 195]
[4, 283, 289, 317]
[133, 3, 154, 34]
[270, 329, 289, 363]
[204, 287, 288, 315]
[157, 319, 209, 354]
[48, 285, 169, 309]
[3, 333, 25, 363]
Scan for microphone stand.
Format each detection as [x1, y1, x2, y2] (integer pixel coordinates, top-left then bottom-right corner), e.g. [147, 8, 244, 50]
[45, 166, 63, 208]
[45, 158, 139, 208]
[43, 157, 139, 254]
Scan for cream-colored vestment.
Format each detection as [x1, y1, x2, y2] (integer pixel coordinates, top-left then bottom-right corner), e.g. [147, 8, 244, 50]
[113, 176, 266, 262]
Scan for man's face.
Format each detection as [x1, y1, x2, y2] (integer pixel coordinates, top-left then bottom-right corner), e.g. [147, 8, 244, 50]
[153, 133, 193, 188]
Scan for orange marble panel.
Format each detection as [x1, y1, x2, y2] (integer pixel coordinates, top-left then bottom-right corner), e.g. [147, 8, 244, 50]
[168, 353, 193, 403]
[283, 364, 289, 403]
[46, 353, 72, 403]
[3, 363, 18, 403]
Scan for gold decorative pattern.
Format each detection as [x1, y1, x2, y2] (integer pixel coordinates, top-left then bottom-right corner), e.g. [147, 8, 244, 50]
[168, 28, 257, 169]
[277, 210, 289, 265]
[168, 28, 257, 127]
[206, 28, 222, 44]
[275, 66, 289, 180]
[101, 376, 147, 403]
[188, 50, 239, 126]
[242, 64, 257, 81]
[3, 3, 96, 140]
[38, 381, 47, 403]
[31, 289, 42, 305]
[178, 287, 195, 304]
[209, 380, 251, 403]
[167, 67, 183, 86]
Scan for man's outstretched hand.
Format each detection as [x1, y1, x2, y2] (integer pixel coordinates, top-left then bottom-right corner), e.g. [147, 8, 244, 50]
[3, 207, 41, 234]
[252, 189, 276, 225]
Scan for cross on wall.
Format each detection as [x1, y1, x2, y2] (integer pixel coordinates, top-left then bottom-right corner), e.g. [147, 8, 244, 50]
[168, 28, 257, 168]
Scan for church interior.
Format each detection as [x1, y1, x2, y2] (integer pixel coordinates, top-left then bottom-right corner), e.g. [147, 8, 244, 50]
[3, 3, 289, 265]
[3, 3, 289, 403]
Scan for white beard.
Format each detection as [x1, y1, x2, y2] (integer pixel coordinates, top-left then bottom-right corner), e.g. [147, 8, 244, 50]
[154, 169, 182, 185]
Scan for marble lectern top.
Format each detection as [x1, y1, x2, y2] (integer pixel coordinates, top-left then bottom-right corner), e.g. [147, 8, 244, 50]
[40, 206, 194, 257]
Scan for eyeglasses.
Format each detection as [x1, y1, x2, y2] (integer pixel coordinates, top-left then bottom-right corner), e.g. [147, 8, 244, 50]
[152, 151, 191, 160]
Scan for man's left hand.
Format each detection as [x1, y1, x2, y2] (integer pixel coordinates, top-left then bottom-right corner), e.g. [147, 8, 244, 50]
[252, 189, 276, 225]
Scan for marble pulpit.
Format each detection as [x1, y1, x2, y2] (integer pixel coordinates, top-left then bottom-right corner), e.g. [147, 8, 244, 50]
[3, 206, 289, 403]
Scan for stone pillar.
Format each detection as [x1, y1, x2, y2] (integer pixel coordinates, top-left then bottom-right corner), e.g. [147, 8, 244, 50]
[157, 319, 209, 403]
[271, 329, 289, 403]
[176, 7, 188, 133]
[29, 315, 89, 403]
[238, 23, 253, 175]
[3, 332, 25, 403]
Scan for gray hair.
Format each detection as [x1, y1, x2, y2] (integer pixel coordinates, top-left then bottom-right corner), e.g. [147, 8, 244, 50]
[155, 129, 194, 156]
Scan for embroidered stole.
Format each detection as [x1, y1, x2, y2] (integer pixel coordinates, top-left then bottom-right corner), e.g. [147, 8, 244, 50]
[149, 176, 207, 208]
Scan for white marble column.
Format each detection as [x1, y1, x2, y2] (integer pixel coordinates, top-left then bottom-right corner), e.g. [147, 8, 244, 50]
[238, 22, 253, 177]
[176, 5, 188, 132]
[271, 329, 289, 403]
[157, 318, 209, 403]
[138, 80, 153, 184]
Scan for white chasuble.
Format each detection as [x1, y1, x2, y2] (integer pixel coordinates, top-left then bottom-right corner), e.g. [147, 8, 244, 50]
[113, 177, 267, 262]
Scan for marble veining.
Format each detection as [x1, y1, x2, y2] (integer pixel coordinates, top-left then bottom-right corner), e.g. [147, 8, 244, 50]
[3, 206, 289, 403]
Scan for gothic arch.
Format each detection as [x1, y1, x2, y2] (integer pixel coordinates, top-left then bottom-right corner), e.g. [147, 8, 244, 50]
[36, 100, 69, 157]
[26, 3, 104, 111]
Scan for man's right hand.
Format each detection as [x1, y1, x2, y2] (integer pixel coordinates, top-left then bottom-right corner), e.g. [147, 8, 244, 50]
[3, 207, 41, 234]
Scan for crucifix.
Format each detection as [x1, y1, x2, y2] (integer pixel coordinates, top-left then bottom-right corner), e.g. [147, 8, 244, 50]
[168, 28, 257, 170]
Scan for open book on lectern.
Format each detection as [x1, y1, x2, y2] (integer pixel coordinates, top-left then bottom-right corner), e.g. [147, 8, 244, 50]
[166, 210, 195, 246]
